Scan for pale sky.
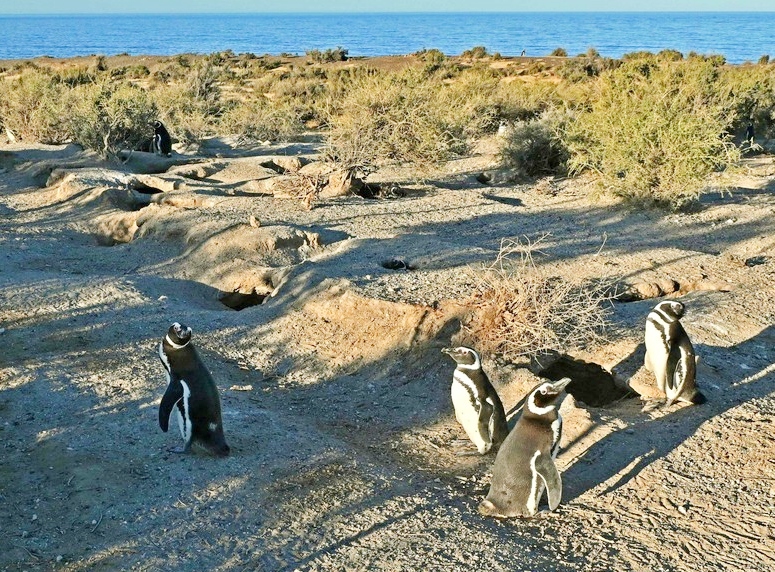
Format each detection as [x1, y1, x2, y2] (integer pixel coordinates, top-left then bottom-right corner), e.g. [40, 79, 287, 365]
[1, 1, 771, 15]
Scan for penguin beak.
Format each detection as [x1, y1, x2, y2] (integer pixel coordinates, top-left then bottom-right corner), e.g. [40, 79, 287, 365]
[441, 347, 452, 355]
[550, 377, 572, 392]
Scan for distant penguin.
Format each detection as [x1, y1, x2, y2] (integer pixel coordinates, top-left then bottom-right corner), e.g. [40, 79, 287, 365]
[479, 377, 571, 518]
[644, 300, 705, 406]
[158, 322, 230, 456]
[745, 119, 755, 144]
[152, 120, 172, 156]
[441, 346, 509, 454]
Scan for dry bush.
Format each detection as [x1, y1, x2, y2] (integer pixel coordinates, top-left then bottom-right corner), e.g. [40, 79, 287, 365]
[465, 236, 614, 361]
[270, 173, 327, 210]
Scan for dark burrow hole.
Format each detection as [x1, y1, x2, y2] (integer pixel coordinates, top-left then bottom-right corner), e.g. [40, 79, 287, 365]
[218, 290, 268, 311]
[537, 354, 637, 407]
[128, 180, 164, 195]
[381, 257, 416, 271]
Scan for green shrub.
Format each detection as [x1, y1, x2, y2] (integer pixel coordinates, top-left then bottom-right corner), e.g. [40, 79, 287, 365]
[306, 47, 348, 63]
[462, 46, 489, 59]
[658, 49, 684, 61]
[0, 69, 70, 143]
[219, 97, 301, 142]
[758, 54, 770, 65]
[67, 81, 158, 159]
[184, 58, 222, 115]
[566, 58, 740, 208]
[325, 70, 467, 170]
[550, 47, 568, 57]
[415, 48, 446, 73]
[558, 52, 619, 82]
[500, 110, 570, 176]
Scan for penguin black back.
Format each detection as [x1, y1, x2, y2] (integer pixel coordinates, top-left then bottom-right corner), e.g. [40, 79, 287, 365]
[158, 322, 229, 457]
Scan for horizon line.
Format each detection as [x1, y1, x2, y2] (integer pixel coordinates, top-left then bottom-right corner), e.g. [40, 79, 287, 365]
[3, 10, 775, 16]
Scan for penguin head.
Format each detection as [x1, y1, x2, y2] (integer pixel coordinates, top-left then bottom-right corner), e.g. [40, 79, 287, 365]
[165, 322, 192, 349]
[653, 300, 685, 319]
[525, 377, 571, 417]
[441, 346, 481, 369]
[152, 120, 163, 131]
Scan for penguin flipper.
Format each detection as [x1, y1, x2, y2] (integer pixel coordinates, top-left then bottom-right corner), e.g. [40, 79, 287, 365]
[664, 343, 686, 406]
[159, 381, 184, 432]
[535, 453, 563, 511]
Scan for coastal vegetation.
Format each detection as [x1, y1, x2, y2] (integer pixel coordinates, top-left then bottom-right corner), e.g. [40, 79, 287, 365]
[0, 48, 772, 208]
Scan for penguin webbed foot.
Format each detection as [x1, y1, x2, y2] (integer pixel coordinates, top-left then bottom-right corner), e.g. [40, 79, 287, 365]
[455, 450, 484, 457]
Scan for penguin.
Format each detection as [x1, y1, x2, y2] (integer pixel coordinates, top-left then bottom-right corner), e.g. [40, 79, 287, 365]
[151, 120, 172, 156]
[158, 322, 230, 457]
[643, 300, 706, 406]
[479, 377, 571, 518]
[441, 346, 509, 454]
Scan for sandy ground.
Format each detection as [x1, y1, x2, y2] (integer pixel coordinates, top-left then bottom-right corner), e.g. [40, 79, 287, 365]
[0, 136, 774, 572]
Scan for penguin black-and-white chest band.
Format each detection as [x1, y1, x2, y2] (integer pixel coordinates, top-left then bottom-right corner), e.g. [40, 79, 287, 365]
[453, 369, 481, 404]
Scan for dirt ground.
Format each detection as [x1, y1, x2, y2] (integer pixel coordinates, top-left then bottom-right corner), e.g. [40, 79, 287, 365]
[1, 132, 774, 572]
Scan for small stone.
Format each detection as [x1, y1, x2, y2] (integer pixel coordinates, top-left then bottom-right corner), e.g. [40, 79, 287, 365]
[158, 295, 168, 302]
[56, 555, 63, 563]
[31, 514, 37, 521]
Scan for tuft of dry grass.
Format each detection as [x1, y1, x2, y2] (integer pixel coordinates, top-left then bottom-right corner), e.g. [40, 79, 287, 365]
[464, 236, 615, 360]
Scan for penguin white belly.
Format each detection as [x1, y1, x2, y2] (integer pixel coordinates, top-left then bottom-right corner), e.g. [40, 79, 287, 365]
[176, 380, 192, 442]
[451, 378, 488, 453]
[526, 451, 546, 516]
[644, 321, 669, 391]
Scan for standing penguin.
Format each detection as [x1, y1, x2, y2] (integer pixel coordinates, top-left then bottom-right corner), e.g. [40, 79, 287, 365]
[479, 377, 571, 518]
[644, 300, 705, 406]
[152, 120, 172, 156]
[441, 346, 509, 454]
[158, 322, 230, 457]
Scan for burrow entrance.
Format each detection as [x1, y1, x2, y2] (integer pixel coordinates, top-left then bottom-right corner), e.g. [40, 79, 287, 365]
[218, 289, 269, 311]
[537, 354, 635, 407]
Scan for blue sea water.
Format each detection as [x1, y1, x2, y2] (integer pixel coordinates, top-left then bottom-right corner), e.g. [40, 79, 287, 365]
[0, 12, 774, 64]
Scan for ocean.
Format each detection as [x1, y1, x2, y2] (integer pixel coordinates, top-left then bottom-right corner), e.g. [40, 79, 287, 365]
[0, 12, 774, 64]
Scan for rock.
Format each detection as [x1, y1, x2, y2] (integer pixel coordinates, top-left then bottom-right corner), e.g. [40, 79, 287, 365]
[320, 169, 363, 199]
[261, 156, 308, 174]
[618, 282, 663, 302]
[298, 161, 334, 178]
[655, 278, 679, 295]
[92, 212, 140, 245]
